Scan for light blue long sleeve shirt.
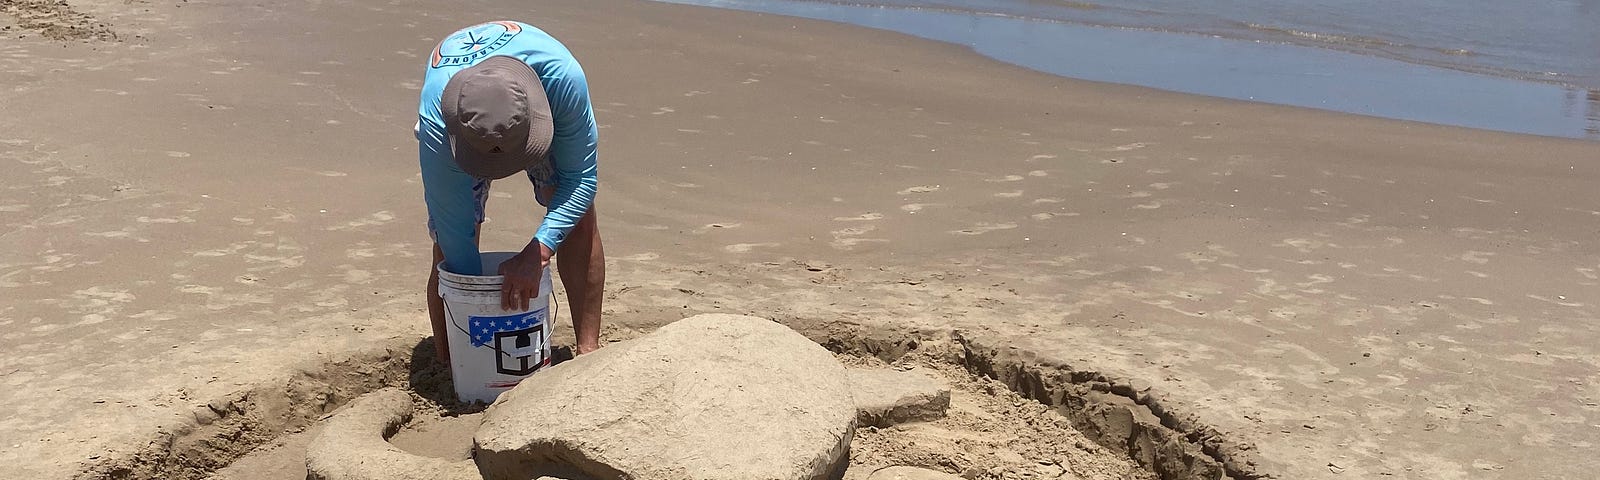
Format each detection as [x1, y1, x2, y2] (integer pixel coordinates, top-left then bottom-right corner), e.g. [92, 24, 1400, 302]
[417, 21, 598, 275]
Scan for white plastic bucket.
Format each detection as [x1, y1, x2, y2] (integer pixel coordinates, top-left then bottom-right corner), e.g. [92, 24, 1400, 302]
[437, 251, 554, 404]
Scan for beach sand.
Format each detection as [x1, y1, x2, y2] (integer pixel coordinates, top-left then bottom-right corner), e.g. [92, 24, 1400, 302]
[0, 0, 1596, 479]
[212, 354, 1157, 480]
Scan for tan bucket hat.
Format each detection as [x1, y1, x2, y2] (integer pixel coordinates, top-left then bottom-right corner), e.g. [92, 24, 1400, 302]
[440, 55, 554, 179]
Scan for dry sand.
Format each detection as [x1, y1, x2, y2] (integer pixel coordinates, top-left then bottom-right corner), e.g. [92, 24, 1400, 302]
[1, 0, 1597, 479]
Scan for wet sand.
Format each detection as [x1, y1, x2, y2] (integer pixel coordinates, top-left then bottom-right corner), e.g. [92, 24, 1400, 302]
[0, 0, 1597, 479]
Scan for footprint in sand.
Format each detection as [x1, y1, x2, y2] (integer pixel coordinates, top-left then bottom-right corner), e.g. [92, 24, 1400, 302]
[137, 216, 195, 224]
[343, 268, 375, 284]
[1459, 251, 1493, 264]
[830, 225, 888, 249]
[690, 222, 741, 234]
[950, 223, 1017, 235]
[1528, 294, 1585, 308]
[832, 212, 883, 221]
[1576, 267, 1599, 280]
[84, 229, 134, 238]
[724, 243, 781, 253]
[897, 185, 940, 195]
[617, 252, 660, 262]
[327, 211, 397, 231]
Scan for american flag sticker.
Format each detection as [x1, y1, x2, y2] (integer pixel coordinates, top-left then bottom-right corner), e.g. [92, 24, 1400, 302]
[469, 309, 550, 376]
[468, 310, 545, 347]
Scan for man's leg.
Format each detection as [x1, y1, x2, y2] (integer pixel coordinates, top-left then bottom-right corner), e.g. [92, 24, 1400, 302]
[556, 207, 605, 354]
[427, 243, 449, 364]
[427, 224, 481, 365]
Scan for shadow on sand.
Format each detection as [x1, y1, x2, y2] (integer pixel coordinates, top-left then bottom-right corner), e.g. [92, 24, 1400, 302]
[405, 337, 575, 415]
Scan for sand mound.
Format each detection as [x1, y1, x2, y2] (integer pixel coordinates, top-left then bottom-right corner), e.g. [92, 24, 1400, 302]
[304, 388, 478, 480]
[474, 314, 856, 480]
[865, 466, 966, 480]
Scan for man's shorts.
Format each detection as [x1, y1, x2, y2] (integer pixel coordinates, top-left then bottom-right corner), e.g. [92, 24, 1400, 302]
[427, 160, 556, 242]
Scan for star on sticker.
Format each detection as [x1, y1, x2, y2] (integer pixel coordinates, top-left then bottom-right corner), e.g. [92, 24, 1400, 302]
[459, 31, 488, 52]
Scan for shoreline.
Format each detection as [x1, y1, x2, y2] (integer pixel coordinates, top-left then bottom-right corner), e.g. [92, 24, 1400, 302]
[1, 0, 1597, 479]
[657, 0, 1600, 141]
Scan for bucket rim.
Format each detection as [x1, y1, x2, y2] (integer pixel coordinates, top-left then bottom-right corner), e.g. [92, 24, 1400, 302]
[439, 280, 503, 292]
[436, 251, 524, 285]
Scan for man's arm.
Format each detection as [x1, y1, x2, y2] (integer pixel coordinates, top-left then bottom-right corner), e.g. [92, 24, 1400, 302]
[418, 117, 484, 275]
[533, 62, 599, 253]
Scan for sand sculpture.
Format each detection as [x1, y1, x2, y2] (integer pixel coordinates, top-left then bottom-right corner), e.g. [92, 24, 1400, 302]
[305, 314, 950, 480]
[863, 466, 967, 480]
[304, 389, 479, 480]
[847, 369, 951, 428]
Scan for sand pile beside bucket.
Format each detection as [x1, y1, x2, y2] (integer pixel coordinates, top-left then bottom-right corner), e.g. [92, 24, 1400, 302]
[474, 313, 857, 480]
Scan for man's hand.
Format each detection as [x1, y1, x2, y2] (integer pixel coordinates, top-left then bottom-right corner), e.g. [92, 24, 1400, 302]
[498, 242, 554, 311]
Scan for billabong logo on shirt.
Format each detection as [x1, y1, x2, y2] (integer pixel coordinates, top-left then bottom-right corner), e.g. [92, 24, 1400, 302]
[431, 21, 522, 68]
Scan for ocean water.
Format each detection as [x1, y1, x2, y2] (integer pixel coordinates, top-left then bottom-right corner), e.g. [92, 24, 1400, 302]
[656, 0, 1600, 140]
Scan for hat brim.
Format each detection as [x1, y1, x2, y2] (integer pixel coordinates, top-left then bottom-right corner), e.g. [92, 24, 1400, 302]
[440, 56, 554, 180]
